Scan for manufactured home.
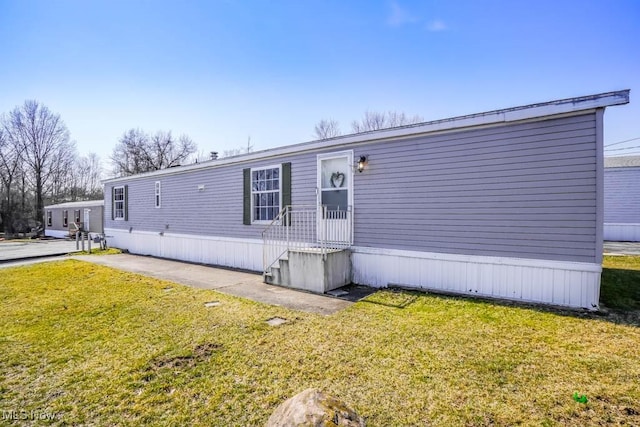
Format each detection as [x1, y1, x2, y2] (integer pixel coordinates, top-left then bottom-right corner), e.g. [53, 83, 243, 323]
[604, 155, 640, 241]
[44, 200, 104, 238]
[103, 90, 629, 310]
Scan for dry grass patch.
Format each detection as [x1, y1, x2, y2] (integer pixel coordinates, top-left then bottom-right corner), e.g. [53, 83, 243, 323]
[1, 260, 639, 426]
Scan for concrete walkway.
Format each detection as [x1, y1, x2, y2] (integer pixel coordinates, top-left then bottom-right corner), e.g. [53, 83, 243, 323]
[604, 241, 640, 256]
[72, 254, 352, 315]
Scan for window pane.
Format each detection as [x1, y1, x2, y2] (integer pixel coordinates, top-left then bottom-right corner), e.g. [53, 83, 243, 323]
[258, 169, 265, 180]
[266, 179, 272, 191]
[274, 193, 280, 206]
[321, 190, 348, 211]
[266, 169, 272, 179]
[272, 168, 279, 179]
[268, 207, 276, 220]
[260, 193, 267, 206]
[273, 179, 279, 190]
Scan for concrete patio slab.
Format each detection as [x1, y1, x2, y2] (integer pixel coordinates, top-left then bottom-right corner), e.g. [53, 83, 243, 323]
[72, 254, 353, 315]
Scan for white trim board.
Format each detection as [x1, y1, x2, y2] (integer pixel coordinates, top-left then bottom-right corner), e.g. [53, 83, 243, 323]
[351, 247, 601, 310]
[44, 229, 69, 239]
[105, 228, 263, 271]
[603, 223, 640, 242]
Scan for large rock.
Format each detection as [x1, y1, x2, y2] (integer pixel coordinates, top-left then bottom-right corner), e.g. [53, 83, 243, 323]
[266, 388, 365, 427]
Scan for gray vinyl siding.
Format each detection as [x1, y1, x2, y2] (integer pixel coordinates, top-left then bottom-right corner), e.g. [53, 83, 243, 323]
[105, 155, 317, 239]
[105, 112, 598, 263]
[604, 167, 640, 223]
[45, 208, 69, 232]
[45, 205, 104, 233]
[353, 113, 597, 263]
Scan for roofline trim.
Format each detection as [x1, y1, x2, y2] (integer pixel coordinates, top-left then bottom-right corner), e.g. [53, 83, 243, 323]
[103, 90, 630, 184]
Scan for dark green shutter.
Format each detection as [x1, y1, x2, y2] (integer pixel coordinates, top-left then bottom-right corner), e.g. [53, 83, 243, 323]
[111, 187, 115, 220]
[281, 162, 292, 226]
[124, 185, 129, 221]
[243, 168, 251, 225]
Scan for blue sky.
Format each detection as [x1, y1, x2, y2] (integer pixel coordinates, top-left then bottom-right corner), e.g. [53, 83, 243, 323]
[1, 0, 638, 167]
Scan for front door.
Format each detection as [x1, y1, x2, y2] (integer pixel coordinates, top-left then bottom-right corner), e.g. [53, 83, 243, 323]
[317, 151, 353, 245]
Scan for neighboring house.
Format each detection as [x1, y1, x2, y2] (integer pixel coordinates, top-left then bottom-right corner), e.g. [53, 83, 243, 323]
[44, 200, 105, 238]
[102, 90, 629, 311]
[604, 155, 640, 241]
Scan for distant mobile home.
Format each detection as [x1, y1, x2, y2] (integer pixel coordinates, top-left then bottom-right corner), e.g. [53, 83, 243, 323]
[604, 155, 640, 241]
[44, 200, 104, 239]
[103, 90, 629, 310]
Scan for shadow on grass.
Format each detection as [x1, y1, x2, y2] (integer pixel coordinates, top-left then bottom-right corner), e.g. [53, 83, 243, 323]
[601, 268, 640, 311]
[361, 288, 420, 309]
[360, 285, 640, 327]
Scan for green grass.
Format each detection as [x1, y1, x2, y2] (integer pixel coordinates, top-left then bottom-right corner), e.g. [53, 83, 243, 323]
[601, 255, 640, 311]
[1, 260, 639, 426]
[69, 247, 122, 256]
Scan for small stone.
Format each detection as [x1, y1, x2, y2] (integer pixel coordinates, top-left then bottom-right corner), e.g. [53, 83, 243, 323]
[326, 289, 348, 297]
[204, 301, 221, 307]
[266, 317, 287, 326]
[163, 287, 174, 292]
[266, 388, 365, 427]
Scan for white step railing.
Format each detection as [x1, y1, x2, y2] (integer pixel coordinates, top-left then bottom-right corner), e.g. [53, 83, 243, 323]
[262, 205, 352, 275]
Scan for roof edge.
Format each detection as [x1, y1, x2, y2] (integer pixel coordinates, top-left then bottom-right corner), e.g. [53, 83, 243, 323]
[104, 89, 630, 184]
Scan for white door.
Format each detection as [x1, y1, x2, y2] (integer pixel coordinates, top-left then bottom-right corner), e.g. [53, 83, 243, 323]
[83, 209, 91, 232]
[317, 151, 353, 245]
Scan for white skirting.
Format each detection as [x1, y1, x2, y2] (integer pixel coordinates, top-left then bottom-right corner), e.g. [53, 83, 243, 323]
[104, 228, 263, 271]
[351, 246, 601, 311]
[604, 223, 640, 242]
[45, 229, 69, 239]
[105, 228, 601, 310]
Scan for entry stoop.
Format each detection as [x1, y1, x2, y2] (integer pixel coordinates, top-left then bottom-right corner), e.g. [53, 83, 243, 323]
[264, 249, 351, 294]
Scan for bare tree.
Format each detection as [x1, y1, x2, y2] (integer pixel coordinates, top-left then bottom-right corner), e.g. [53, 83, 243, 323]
[5, 100, 72, 225]
[0, 123, 23, 234]
[351, 111, 423, 133]
[222, 137, 254, 158]
[314, 119, 342, 140]
[111, 129, 197, 176]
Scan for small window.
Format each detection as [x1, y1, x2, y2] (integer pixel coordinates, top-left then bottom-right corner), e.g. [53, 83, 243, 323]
[74, 210, 81, 223]
[114, 186, 125, 220]
[46, 211, 52, 227]
[62, 210, 68, 227]
[251, 166, 281, 222]
[155, 181, 161, 208]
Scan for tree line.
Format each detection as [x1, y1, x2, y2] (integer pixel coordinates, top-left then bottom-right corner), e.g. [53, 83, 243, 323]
[0, 101, 103, 235]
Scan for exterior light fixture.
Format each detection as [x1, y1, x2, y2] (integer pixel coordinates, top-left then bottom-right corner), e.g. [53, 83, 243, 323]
[357, 155, 368, 173]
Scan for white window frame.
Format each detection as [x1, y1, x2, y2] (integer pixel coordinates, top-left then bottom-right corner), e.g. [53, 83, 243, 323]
[62, 210, 68, 227]
[114, 186, 125, 220]
[155, 181, 161, 208]
[250, 164, 282, 224]
[46, 211, 52, 227]
[74, 209, 81, 224]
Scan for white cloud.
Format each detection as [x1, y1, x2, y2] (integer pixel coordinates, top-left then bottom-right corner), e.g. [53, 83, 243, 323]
[426, 20, 448, 32]
[387, 1, 418, 27]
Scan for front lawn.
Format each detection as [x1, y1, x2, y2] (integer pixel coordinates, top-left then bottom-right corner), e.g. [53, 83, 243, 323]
[1, 260, 639, 426]
[602, 255, 640, 311]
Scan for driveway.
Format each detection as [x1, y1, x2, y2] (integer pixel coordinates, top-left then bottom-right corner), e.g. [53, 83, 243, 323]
[0, 239, 78, 262]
